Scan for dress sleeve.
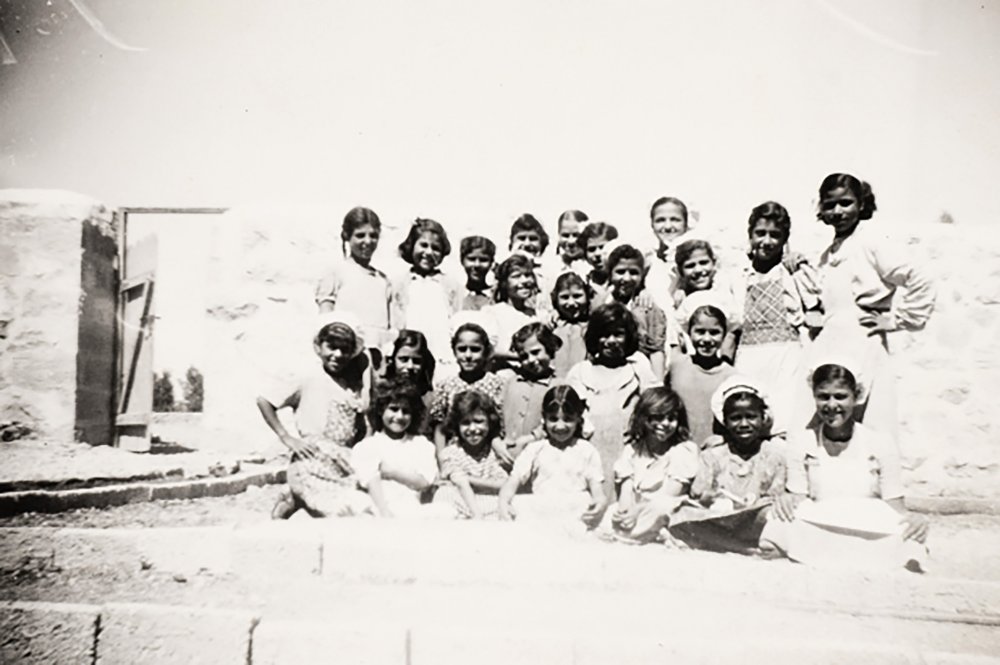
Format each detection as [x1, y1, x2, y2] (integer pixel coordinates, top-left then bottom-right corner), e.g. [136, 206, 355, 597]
[613, 445, 635, 483]
[389, 275, 409, 330]
[412, 437, 440, 485]
[438, 446, 461, 480]
[641, 304, 668, 355]
[784, 430, 810, 495]
[688, 449, 717, 501]
[791, 262, 822, 312]
[866, 235, 936, 331]
[666, 441, 700, 484]
[351, 437, 382, 487]
[509, 440, 541, 488]
[315, 265, 343, 308]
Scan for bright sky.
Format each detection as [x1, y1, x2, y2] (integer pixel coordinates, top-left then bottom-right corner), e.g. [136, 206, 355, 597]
[2, 0, 999, 375]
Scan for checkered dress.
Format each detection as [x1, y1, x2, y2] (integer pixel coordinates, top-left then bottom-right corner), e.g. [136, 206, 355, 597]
[741, 277, 798, 345]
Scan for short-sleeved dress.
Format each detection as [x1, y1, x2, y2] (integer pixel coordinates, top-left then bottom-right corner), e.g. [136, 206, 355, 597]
[428, 372, 507, 433]
[507, 437, 604, 523]
[669, 436, 787, 551]
[606, 440, 700, 542]
[352, 431, 439, 517]
[391, 268, 462, 369]
[432, 443, 510, 518]
[315, 258, 393, 351]
[666, 355, 737, 448]
[550, 319, 587, 379]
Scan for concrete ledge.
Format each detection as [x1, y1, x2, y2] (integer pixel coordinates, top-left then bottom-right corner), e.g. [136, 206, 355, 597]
[0, 466, 285, 517]
[96, 603, 258, 665]
[0, 600, 99, 665]
[906, 496, 1000, 517]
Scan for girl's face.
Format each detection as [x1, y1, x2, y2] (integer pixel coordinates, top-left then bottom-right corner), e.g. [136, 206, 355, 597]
[819, 186, 862, 238]
[555, 285, 588, 322]
[315, 338, 353, 375]
[558, 220, 583, 261]
[723, 400, 765, 447]
[392, 345, 423, 379]
[516, 335, 553, 379]
[689, 314, 725, 357]
[381, 399, 413, 438]
[679, 249, 716, 291]
[544, 408, 579, 446]
[461, 249, 493, 285]
[453, 331, 488, 374]
[749, 219, 786, 265]
[585, 236, 610, 269]
[813, 379, 858, 430]
[609, 258, 644, 301]
[458, 410, 491, 449]
[505, 269, 537, 305]
[413, 231, 445, 273]
[651, 203, 688, 247]
[596, 326, 628, 364]
[510, 230, 543, 257]
[644, 409, 679, 450]
[346, 223, 380, 264]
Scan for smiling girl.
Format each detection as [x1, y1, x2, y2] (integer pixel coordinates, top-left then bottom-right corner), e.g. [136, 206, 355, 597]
[605, 244, 667, 376]
[673, 239, 740, 358]
[549, 272, 592, 378]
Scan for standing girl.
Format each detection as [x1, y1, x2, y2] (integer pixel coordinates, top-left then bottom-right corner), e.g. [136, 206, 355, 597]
[773, 363, 928, 570]
[391, 218, 461, 368]
[427, 323, 507, 458]
[605, 244, 668, 377]
[353, 380, 439, 518]
[432, 390, 510, 519]
[644, 196, 690, 312]
[498, 385, 606, 528]
[665, 306, 737, 447]
[485, 254, 542, 356]
[733, 201, 821, 434]
[673, 239, 740, 358]
[550, 209, 590, 278]
[548, 272, 592, 378]
[576, 222, 619, 303]
[256, 319, 372, 519]
[315, 207, 394, 354]
[807, 173, 935, 444]
[566, 302, 659, 498]
[606, 387, 699, 544]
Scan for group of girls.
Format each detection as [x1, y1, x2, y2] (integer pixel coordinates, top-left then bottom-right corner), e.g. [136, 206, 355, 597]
[258, 171, 937, 570]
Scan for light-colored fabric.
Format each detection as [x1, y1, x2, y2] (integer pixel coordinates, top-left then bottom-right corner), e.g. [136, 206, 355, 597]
[509, 438, 604, 495]
[731, 259, 818, 337]
[352, 432, 438, 514]
[315, 258, 393, 350]
[551, 320, 587, 379]
[602, 292, 667, 358]
[501, 374, 566, 440]
[666, 355, 737, 447]
[734, 341, 807, 435]
[459, 285, 494, 312]
[391, 269, 461, 365]
[614, 440, 700, 491]
[785, 422, 903, 501]
[675, 278, 743, 338]
[689, 436, 787, 506]
[484, 302, 540, 354]
[277, 366, 366, 452]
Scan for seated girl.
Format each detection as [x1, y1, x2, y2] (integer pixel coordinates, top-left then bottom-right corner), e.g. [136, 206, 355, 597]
[669, 376, 787, 554]
[604, 387, 699, 544]
[498, 385, 606, 528]
[772, 362, 928, 571]
[352, 380, 439, 518]
[432, 390, 510, 519]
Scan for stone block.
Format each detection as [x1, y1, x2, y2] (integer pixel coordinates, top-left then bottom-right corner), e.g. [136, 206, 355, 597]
[0, 190, 117, 445]
[96, 603, 257, 665]
[0, 600, 99, 665]
[251, 620, 406, 665]
[230, 523, 323, 576]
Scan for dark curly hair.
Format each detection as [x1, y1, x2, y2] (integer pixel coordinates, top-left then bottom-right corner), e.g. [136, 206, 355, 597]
[550, 271, 593, 317]
[509, 213, 550, 254]
[493, 254, 538, 304]
[510, 322, 563, 356]
[385, 329, 436, 396]
[398, 218, 451, 265]
[369, 379, 426, 436]
[605, 243, 646, 276]
[584, 302, 639, 359]
[818, 173, 877, 221]
[442, 389, 502, 445]
[541, 384, 587, 438]
[626, 387, 690, 455]
[460, 235, 496, 260]
[451, 322, 494, 358]
[747, 201, 791, 244]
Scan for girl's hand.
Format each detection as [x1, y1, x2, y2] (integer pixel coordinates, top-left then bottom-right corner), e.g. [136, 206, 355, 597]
[581, 502, 606, 528]
[611, 506, 638, 531]
[859, 312, 896, 336]
[498, 504, 515, 521]
[782, 251, 808, 273]
[772, 493, 803, 522]
[900, 512, 929, 543]
[634, 290, 655, 309]
[492, 439, 515, 467]
[281, 435, 322, 460]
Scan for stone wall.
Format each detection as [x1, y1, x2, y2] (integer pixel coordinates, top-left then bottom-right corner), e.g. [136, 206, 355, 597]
[0, 190, 117, 444]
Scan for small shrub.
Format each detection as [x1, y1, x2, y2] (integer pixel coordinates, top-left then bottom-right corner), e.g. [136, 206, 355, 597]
[182, 366, 204, 412]
[153, 372, 175, 412]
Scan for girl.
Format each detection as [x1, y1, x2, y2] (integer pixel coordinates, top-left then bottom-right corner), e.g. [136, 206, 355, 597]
[427, 323, 507, 458]
[566, 302, 659, 498]
[485, 254, 542, 357]
[432, 390, 510, 519]
[773, 362, 928, 570]
[508, 213, 550, 261]
[806, 173, 935, 445]
[605, 244, 668, 377]
[575, 222, 619, 302]
[391, 218, 461, 368]
[315, 206, 394, 355]
[665, 306, 737, 447]
[496, 322, 565, 464]
[352, 379, 438, 518]
[606, 387, 699, 544]
[498, 385, 606, 528]
[551, 209, 590, 277]
[644, 196, 690, 310]
[548, 272, 592, 378]
[458, 235, 496, 311]
[256, 318, 372, 519]
[733, 201, 821, 435]
[669, 377, 787, 553]
[673, 239, 740, 358]
[383, 329, 436, 432]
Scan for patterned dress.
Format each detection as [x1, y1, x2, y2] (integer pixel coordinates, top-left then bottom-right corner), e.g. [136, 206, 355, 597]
[428, 372, 507, 432]
[432, 443, 510, 517]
